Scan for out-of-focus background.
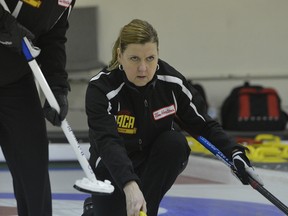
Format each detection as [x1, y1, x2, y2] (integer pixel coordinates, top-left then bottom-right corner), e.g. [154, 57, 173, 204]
[52, 0, 288, 137]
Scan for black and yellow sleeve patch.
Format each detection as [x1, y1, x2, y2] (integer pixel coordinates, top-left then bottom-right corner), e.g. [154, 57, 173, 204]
[116, 115, 137, 134]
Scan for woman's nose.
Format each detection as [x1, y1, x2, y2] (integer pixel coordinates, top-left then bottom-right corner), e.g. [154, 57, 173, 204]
[138, 62, 147, 72]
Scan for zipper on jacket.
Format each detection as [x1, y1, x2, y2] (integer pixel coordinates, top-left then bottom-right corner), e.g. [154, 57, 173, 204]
[138, 138, 143, 150]
[144, 99, 148, 108]
[139, 99, 149, 151]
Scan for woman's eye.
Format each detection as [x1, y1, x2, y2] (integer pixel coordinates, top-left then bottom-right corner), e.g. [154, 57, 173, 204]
[147, 56, 155, 62]
[130, 56, 139, 61]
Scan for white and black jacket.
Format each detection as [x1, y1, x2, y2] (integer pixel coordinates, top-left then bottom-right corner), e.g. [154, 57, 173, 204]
[86, 59, 244, 189]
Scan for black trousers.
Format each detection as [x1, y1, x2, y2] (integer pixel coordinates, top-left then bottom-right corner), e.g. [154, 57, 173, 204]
[84, 130, 190, 216]
[0, 74, 52, 216]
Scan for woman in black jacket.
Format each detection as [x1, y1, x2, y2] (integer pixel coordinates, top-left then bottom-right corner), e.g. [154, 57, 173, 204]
[0, 0, 75, 215]
[84, 19, 262, 216]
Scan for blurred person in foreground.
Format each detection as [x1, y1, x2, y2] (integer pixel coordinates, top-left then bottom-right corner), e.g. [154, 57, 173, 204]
[0, 0, 75, 215]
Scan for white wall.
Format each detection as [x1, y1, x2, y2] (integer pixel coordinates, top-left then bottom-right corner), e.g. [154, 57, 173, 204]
[73, 0, 288, 118]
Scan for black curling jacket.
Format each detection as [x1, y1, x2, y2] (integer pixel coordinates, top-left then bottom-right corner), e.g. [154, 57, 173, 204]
[86, 59, 244, 189]
[0, 0, 75, 88]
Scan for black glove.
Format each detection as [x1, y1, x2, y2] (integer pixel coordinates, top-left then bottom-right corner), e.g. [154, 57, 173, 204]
[43, 87, 68, 126]
[0, 10, 34, 53]
[232, 150, 263, 185]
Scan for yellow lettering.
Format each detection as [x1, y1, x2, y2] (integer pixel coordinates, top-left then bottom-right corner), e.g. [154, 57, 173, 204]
[116, 115, 123, 127]
[127, 117, 135, 128]
[123, 115, 130, 128]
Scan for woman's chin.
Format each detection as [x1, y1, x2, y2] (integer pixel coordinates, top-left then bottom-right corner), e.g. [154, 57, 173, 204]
[134, 79, 149, 87]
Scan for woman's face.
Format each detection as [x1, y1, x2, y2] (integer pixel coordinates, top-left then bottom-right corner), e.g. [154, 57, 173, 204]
[117, 42, 159, 87]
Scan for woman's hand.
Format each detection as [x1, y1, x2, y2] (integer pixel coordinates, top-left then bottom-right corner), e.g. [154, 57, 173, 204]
[123, 181, 147, 216]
